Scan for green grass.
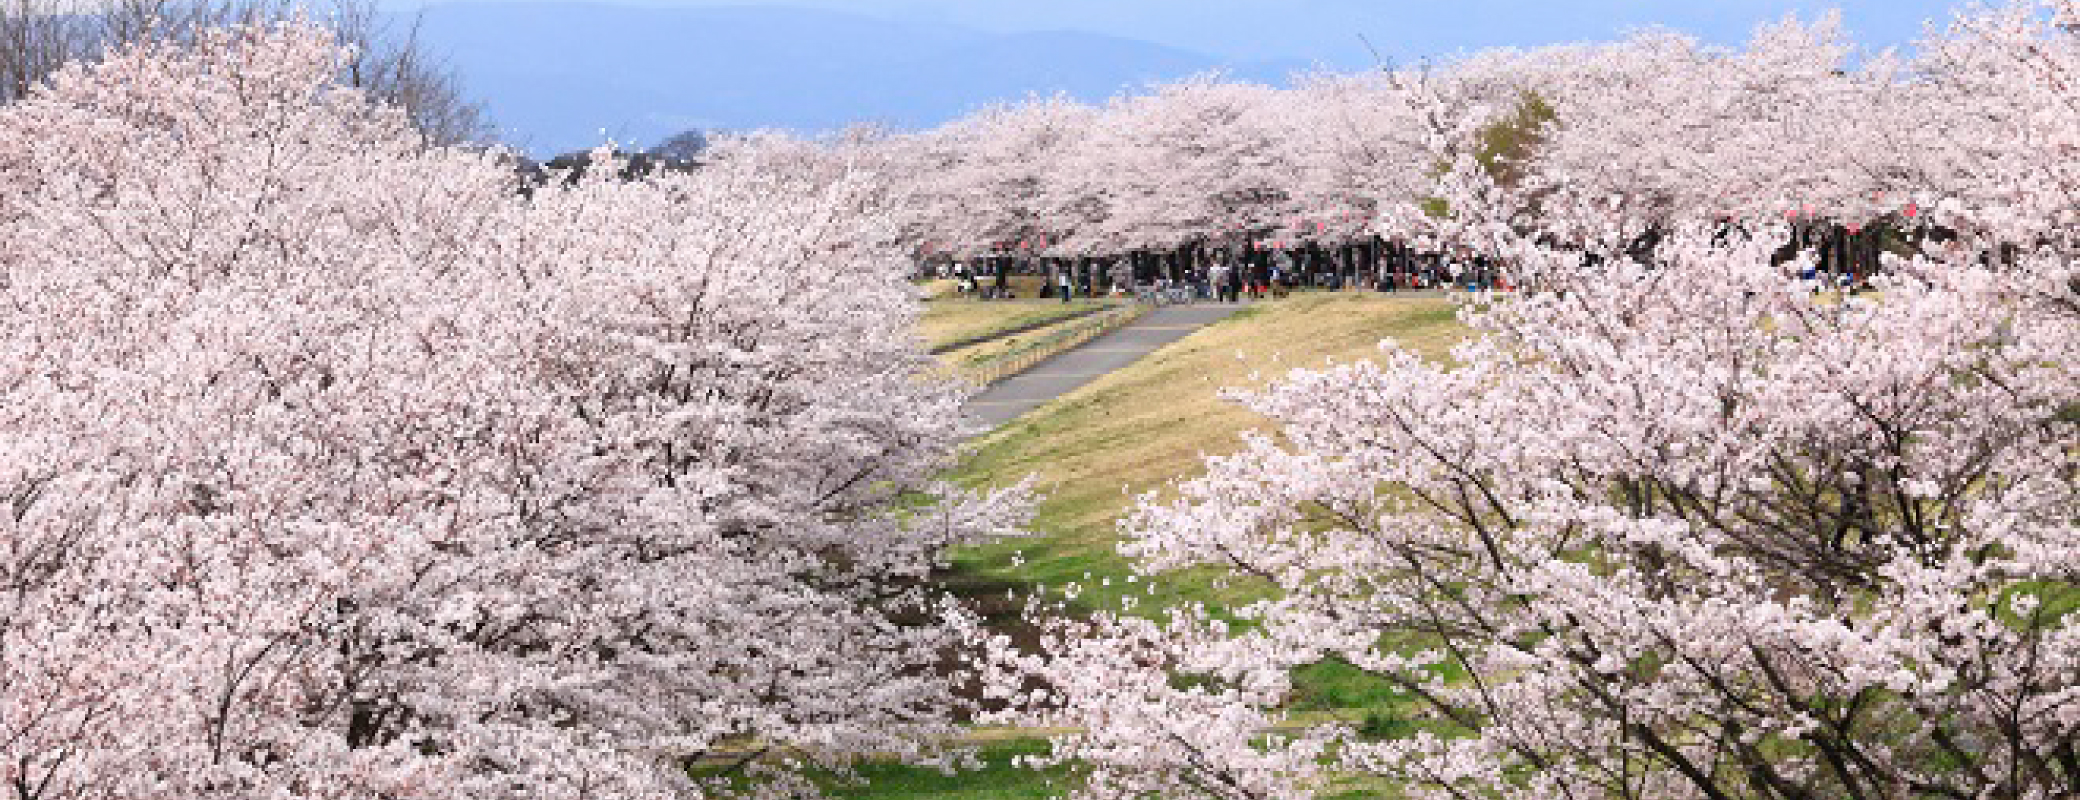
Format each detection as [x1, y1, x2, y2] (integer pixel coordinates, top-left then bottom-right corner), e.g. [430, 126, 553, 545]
[1288, 659, 1411, 714]
[823, 740, 1080, 799]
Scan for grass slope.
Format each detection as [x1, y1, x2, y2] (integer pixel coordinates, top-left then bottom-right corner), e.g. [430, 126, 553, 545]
[921, 297, 1110, 352]
[827, 294, 1469, 799]
[933, 311, 1117, 372]
[948, 293, 1467, 616]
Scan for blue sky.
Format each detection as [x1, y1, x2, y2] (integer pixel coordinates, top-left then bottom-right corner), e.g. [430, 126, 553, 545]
[404, 0, 1981, 151]
[445, 0, 1971, 66]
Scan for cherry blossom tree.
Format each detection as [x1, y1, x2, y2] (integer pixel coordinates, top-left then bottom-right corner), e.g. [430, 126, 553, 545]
[1899, 0, 2080, 249]
[907, 94, 1095, 257]
[0, 0, 489, 143]
[1062, 75, 1305, 253]
[981, 226, 2078, 800]
[973, 4, 2080, 799]
[0, 24, 1025, 798]
[1276, 68, 1443, 242]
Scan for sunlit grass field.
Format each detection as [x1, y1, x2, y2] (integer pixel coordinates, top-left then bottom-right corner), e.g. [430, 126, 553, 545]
[920, 297, 1109, 351]
[947, 292, 1468, 616]
[928, 309, 1116, 372]
[829, 292, 1472, 798]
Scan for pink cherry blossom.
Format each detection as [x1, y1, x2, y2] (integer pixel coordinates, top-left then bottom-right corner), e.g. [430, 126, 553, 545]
[0, 24, 1030, 798]
[971, 4, 2080, 798]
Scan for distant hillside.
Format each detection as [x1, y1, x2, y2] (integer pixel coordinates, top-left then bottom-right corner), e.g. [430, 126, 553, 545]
[416, 2, 1306, 155]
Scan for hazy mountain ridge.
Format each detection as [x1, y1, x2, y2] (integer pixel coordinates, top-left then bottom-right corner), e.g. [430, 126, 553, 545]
[417, 2, 1308, 154]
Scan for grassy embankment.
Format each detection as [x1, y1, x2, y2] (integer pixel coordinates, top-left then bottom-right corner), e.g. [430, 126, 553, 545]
[867, 288, 2077, 797]
[920, 297, 1113, 370]
[828, 293, 1470, 798]
[919, 296, 1106, 349]
[946, 292, 1466, 622]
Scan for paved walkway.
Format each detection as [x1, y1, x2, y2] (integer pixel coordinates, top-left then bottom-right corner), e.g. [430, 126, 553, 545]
[963, 302, 1247, 429]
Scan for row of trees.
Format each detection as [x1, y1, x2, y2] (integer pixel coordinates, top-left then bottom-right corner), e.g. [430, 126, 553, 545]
[854, 6, 2068, 280]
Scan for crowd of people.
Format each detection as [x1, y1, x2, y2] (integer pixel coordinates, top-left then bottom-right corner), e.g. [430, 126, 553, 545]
[938, 237, 1524, 302]
[935, 215, 1907, 302]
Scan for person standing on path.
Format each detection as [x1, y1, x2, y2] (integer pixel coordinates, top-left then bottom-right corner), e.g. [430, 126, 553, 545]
[1058, 269, 1072, 303]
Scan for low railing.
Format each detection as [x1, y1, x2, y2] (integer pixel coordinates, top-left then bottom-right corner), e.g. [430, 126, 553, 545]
[955, 302, 1147, 387]
[927, 302, 1112, 355]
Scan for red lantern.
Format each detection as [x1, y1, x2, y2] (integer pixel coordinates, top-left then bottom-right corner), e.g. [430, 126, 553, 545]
[1905, 202, 1919, 219]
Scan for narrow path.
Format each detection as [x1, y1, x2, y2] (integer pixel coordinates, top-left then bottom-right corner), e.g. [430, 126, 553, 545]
[962, 302, 1246, 429]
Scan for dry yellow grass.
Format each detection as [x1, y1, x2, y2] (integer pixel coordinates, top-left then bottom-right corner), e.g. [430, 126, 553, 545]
[949, 292, 1469, 612]
[931, 310, 1121, 370]
[931, 327, 1034, 369]
[918, 298, 1108, 350]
